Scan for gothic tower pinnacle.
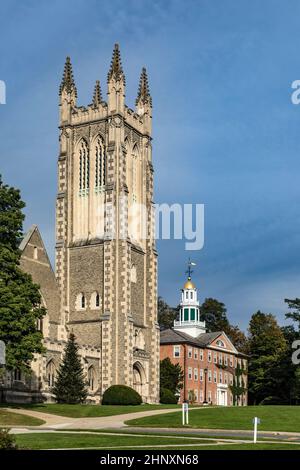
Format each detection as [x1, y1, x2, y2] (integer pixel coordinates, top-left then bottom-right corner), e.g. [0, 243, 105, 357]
[107, 43, 125, 113]
[59, 56, 77, 97]
[92, 80, 102, 107]
[136, 67, 152, 107]
[107, 43, 125, 83]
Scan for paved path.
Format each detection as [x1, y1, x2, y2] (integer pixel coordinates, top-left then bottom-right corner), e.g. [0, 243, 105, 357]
[124, 426, 300, 442]
[2, 407, 182, 430]
[4, 407, 300, 442]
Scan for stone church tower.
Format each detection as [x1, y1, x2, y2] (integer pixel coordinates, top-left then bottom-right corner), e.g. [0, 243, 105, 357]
[55, 44, 159, 402]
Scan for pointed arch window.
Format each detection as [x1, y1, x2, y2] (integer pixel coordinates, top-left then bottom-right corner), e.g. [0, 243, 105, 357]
[46, 360, 56, 387]
[95, 136, 106, 192]
[79, 139, 89, 195]
[132, 145, 138, 203]
[88, 366, 95, 391]
[95, 293, 100, 308]
[75, 293, 86, 310]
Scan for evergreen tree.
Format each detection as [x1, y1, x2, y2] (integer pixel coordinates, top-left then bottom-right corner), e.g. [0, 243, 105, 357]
[200, 298, 230, 332]
[158, 297, 178, 330]
[160, 357, 183, 395]
[224, 324, 249, 354]
[53, 333, 87, 403]
[247, 311, 287, 404]
[0, 175, 46, 371]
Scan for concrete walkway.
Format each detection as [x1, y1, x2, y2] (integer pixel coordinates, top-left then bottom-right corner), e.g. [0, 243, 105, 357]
[4, 407, 300, 442]
[2, 407, 182, 430]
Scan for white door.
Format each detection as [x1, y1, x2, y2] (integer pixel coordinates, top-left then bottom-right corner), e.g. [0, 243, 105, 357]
[218, 389, 227, 406]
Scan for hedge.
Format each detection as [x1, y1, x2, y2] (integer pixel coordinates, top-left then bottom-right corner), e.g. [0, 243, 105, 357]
[102, 385, 142, 405]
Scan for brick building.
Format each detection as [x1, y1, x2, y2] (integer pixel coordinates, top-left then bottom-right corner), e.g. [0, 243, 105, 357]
[160, 272, 248, 406]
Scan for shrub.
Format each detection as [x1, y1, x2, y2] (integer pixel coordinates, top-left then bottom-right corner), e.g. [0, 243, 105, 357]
[259, 396, 289, 405]
[102, 385, 142, 405]
[160, 387, 178, 404]
[0, 428, 18, 450]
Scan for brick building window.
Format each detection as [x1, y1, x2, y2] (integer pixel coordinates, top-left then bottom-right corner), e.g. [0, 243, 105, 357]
[208, 370, 212, 382]
[200, 369, 203, 382]
[173, 346, 180, 358]
[194, 368, 198, 380]
[213, 353, 217, 364]
[213, 371, 217, 383]
[194, 349, 198, 359]
[188, 347, 192, 358]
[200, 349, 203, 361]
[208, 351, 212, 362]
[188, 367, 192, 380]
[208, 391, 212, 403]
[219, 372, 222, 383]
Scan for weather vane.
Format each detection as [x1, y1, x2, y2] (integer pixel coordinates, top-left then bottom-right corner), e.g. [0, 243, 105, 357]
[185, 258, 196, 278]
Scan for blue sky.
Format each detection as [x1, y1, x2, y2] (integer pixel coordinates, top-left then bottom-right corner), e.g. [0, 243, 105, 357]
[1, 0, 300, 330]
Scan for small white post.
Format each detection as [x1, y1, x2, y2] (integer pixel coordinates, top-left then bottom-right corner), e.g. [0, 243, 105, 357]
[186, 402, 189, 425]
[182, 402, 185, 425]
[253, 417, 258, 443]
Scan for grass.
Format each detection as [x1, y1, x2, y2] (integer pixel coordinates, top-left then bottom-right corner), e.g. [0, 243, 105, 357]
[128, 443, 300, 450]
[14, 432, 211, 449]
[56, 428, 281, 441]
[126, 405, 300, 433]
[13, 432, 300, 450]
[0, 409, 44, 426]
[3, 403, 181, 418]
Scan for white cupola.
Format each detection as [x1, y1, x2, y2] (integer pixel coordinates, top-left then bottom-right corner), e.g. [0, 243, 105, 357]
[174, 260, 206, 337]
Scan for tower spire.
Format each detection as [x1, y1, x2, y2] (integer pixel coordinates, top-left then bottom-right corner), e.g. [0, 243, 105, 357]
[59, 56, 77, 97]
[107, 43, 125, 82]
[92, 80, 102, 106]
[136, 67, 152, 106]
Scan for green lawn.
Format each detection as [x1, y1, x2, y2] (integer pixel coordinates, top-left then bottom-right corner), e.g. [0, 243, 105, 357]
[132, 444, 300, 450]
[0, 409, 44, 426]
[4, 403, 180, 418]
[14, 432, 211, 449]
[126, 406, 300, 433]
[13, 432, 300, 450]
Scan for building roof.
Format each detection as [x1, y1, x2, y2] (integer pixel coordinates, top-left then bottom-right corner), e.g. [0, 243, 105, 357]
[160, 328, 248, 357]
[160, 328, 222, 348]
[19, 224, 38, 252]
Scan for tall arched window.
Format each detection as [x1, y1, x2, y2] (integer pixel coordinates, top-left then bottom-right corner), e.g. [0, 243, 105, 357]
[81, 294, 86, 309]
[88, 366, 95, 391]
[95, 293, 100, 307]
[79, 139, 89, 194]
[95, 136, 105, 191]
[46, 360, 56, 387]
[132, 144, 138, 203]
